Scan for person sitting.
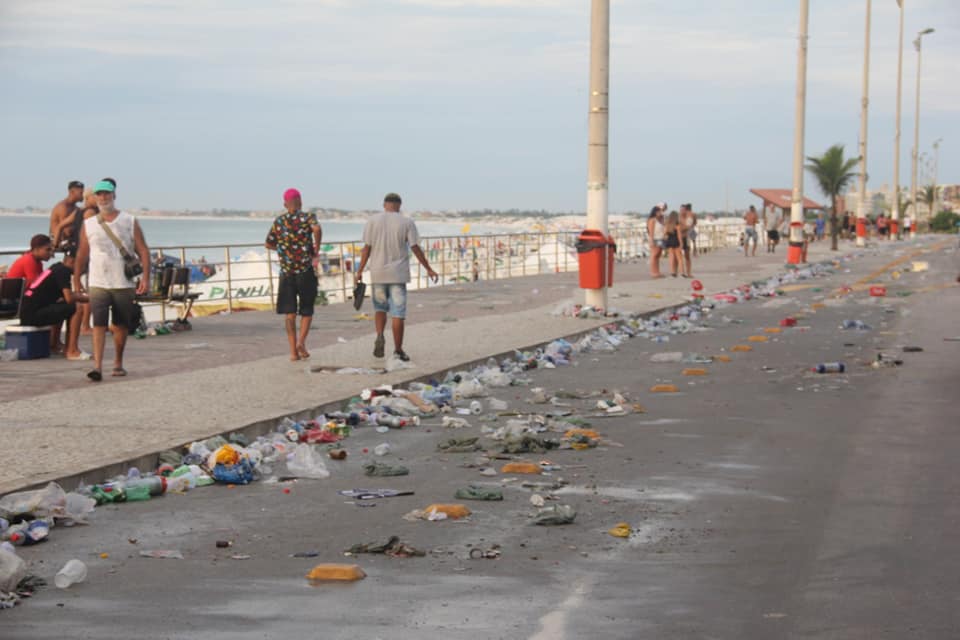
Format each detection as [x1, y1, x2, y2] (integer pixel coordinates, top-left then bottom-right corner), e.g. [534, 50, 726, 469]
[19, 257, 84, 355]
[7, 234, 54, 284]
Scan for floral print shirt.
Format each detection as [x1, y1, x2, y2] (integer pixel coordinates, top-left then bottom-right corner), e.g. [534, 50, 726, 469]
[266, 210, 319, 275]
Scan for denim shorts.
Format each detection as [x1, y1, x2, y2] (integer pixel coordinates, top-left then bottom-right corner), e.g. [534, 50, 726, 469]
[371, 283, 407, 318]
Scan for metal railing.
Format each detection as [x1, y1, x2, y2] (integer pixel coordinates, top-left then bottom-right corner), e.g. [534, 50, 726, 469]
[1, 220, 745, 321]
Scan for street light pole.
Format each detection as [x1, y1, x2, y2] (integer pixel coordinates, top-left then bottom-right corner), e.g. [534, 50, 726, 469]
[584, 0, 609, 310]
[932, 138, 942, 220]
[890, 0, 904, 239]
[854, 0, 872, 248]
[910, 27, 934, 239]
[786, 0, 809, 266]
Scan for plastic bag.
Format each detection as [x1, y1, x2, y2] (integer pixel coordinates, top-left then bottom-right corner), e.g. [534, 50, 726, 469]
[0, 482, 67, 520]
[0, 549, 27, 592]
[286, 445, 331, 480]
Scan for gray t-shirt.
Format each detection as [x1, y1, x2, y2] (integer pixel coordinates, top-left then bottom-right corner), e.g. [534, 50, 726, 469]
[362, 212, 421, 284]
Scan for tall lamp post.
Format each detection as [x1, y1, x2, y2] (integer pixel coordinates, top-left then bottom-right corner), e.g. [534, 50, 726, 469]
[854, 0, 872, 248]
[890, 0, 905, 239]
[932, 138, 942, 220]
[786, 0, 810, 265]
[584, 0, 609, 310]
[910, 27, 934, 238]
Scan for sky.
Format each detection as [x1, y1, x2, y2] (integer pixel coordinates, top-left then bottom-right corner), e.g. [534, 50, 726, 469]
[0, 0, 957, 213]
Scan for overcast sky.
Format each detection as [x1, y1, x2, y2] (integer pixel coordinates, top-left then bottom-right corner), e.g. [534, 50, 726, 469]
[1, 0, 957, 213]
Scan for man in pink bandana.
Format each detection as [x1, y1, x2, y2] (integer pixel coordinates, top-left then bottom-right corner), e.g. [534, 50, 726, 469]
[265, 188, 322, 361]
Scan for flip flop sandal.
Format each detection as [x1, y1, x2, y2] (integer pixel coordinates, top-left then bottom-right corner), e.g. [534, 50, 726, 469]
[87, 369, 102, 382]
[111, 368, 127, 377]
[297, 346, 310, 359]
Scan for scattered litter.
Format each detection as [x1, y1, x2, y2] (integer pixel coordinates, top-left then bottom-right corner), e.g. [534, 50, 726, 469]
[650, 384, 679, 393]
[139, 550, 183, 560]
[469, 545, 502, 560]
[306, 564, 366, 582]
[812, 363, 845, 374]
[347, 536, 425, 557]
[902, 346, 923, 352]
[437, 437, 482, 453]
[501, 462, 542, 475]
[442, 416, 471, 429]
[339, 489, 415, 500]
[53, 559, 86, 589]
[454, 486, 504, 501]
[608, 522, 632, 538]
[532, 504, 577, 526]
[363, 462, 410, 477]
[405, 504, 471, 521]
[681, 368, 707, 376]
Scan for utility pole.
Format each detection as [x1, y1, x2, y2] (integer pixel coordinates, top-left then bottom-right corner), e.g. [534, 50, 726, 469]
[910, 27, 934, 239]
[584, 0, 609, 310]
[891, 0, 904, 239]
[787, 0, 809, 265]
[932, 138, 942, 220]
[854, 0, 872, 248]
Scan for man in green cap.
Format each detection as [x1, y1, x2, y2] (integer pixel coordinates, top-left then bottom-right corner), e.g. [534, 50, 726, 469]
[355, 192, 437, 362]
[74, 179, 151, 381]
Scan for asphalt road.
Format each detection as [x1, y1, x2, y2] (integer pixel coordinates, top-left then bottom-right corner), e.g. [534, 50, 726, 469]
[2, 239, 959, 639]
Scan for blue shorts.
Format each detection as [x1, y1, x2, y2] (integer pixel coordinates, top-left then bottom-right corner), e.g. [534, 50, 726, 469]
[371, 283, 407, 318]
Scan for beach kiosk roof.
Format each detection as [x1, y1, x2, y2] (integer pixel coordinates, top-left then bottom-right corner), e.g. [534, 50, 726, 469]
[749, 188, 824, 211]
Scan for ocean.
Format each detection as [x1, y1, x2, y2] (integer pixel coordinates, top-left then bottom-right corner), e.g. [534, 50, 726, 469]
[0, 213, 507, 255]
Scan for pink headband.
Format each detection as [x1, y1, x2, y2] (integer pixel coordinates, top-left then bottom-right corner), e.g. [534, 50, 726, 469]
[283, 188, 301, 201]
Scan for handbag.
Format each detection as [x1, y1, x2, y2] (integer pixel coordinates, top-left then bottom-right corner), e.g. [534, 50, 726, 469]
[97, 214, 143, 279]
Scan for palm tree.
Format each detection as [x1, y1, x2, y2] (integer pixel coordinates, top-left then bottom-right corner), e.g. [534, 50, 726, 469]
[805, 144, 860, 250]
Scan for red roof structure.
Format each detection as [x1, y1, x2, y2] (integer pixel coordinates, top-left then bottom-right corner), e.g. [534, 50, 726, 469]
[749, 188, 824, 211]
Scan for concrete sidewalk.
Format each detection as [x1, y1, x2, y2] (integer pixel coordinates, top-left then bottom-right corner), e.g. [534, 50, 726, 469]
[0, 239, 905, 494]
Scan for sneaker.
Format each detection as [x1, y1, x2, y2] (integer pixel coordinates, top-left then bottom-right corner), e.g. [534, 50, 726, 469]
[393, 350, 410, 362]
[373, 334, 385, 358]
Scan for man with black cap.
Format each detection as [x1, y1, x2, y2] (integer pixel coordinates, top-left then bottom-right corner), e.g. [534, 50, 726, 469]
[49, 181, 85, 251]
[355, 192, 438, 362]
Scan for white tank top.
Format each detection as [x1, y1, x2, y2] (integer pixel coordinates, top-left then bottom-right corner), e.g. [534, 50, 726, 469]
[653, 220, 665, 241]
[85, 211, 137, 289]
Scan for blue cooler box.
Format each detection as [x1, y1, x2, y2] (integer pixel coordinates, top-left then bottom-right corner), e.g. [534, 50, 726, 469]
[4, 325, 51, 359]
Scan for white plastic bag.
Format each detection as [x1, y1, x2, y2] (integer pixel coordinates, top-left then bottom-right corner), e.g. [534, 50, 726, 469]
[286, 445, 331, 479]
[0, 482, 67, 520]
[0, 549, 26, 592]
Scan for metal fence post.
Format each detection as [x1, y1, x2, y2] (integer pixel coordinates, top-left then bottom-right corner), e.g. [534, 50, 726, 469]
[225, 246, 233, 313]
[266, 249, 276, 310]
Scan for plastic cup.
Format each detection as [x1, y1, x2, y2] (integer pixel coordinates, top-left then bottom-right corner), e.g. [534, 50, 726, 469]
[54, 559, 87, 589]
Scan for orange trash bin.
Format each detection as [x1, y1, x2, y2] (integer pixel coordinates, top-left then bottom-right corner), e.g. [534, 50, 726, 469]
[576, 230, 616, 289]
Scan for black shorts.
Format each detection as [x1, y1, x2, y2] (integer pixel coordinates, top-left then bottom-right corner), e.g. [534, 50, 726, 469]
[767, 230, 780, 241]
[277, 270, 318, 316]
[89, 288, 136, 328]
[21, 302, 76, 328]
[878, 227, 889, 236]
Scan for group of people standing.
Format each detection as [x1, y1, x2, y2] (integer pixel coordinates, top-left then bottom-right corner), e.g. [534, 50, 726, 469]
[647, 203, 698, 278]
[4, 179, 151, 380]
[266, 189, 437, 363]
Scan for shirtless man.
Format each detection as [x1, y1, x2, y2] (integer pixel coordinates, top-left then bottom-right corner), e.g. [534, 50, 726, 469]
[49, 181, 85, 252]
[743, 206, 759, 257]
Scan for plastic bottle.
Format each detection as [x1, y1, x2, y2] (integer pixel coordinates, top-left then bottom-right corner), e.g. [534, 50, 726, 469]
[813, 362, 846, 374]
[469, 400, 483, 415]
[376, 414, 419, 428]
[5, 520, 50, 546]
